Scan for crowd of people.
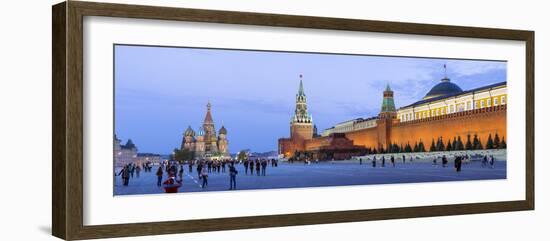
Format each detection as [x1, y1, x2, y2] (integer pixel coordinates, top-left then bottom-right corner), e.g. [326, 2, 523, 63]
[116, 158, 279, 193]
[357, 153, 498, 172]
[116, 153, 499, 193]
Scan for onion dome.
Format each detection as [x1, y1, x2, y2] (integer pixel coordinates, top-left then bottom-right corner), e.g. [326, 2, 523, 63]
[197, 126, 205, 136]
[423, 77, 463, 100]
[219, 125, 227, 135]
[184, 125, 195, 137]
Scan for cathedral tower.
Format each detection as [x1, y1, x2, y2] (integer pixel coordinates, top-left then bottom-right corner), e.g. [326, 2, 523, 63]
[290, 75, 313, 142]
[217, 125, 229, 155]
[203, 102, 218, 154]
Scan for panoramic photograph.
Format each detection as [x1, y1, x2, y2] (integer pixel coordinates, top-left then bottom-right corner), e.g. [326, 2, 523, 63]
[113, 44, 507, 195]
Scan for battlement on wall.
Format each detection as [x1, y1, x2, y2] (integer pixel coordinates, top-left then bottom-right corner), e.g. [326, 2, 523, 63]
[395, 105, 507, 127]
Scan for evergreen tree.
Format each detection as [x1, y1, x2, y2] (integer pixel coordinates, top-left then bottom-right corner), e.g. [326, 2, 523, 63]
[413, 142, 419, 152]
[486, 134, 494, 149]
[452, 137, 457, 150]
[446, 140, 452, 151]
[237, 150, 248, 161]
[500, 138, 507, 149]
[405, 142, 412, 152]
[456, 136, 465, 150]
[494, 133, 501, 148]
[466, 134, 473, 150]
[400, 144, 404, 153]
[437, 137, 444, 151]
[173, 148, 194, 162]
[418, 140, 426, 152]
[430, 138, 436, 152]
[473, 134, 482, 150]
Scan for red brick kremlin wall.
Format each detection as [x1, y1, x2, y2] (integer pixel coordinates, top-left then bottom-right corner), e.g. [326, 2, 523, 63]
[343, 105, 506, 150]
[280, 105, 506, 157]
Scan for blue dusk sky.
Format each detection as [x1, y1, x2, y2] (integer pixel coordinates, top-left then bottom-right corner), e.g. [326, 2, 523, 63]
[114, 45, 506, 154]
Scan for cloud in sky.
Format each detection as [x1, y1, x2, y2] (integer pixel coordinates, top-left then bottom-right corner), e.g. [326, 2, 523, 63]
[114, 45, 506, 154]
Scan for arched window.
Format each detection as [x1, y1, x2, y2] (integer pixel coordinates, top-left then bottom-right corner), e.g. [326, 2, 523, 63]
[494, 97, 499, 105]
[501, 96, 506, 104]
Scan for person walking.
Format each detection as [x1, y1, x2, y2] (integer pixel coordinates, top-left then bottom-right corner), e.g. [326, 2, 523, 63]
[372, 156, 377, 168]
[359, 158, 362, 165]
[197, 162, 202, 179]
[188, 160, 193, 173]
[118, 165, 130, 186]
[244, 160, 249, 175]
[390, 156, 395, 167]
[454, 156, 462, 172]
[402, 155, 406, 164]
[200, 167, 208, 188]
[178, 165, 184, 182]
[222, 161, 226, 173]
[482, 155, 488, 168]
[381, 156, 386, 167]
[442, 155, 448, 168]
[135, 165, 141, 178]
[156, 166, 163, 187]
[261, 160, 267, 176]
[256, 160, 261, 176]
[229, 164, 238, 190]
[249, 160, 254, 175]
[129, 164, 135, 178]
[489, 155, 495, 168]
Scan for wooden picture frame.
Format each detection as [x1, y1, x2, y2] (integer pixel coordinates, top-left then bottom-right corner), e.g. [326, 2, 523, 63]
[52, 1, 534, 240]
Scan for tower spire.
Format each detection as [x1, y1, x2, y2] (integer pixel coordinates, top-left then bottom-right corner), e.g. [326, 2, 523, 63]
[381, 83, 396, 113]
[442, 64, 450, 82]
[298, 74, 304, 96]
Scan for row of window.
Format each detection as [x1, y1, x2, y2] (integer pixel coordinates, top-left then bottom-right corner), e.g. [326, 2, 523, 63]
[399, 95, 506, 122]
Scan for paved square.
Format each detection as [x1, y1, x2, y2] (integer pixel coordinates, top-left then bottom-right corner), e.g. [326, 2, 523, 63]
[114, 159, 506, 195]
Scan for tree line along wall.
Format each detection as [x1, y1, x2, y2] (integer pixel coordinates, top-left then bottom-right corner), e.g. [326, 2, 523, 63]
[344, 105, 506, 151]
[391, 105, 506, 149]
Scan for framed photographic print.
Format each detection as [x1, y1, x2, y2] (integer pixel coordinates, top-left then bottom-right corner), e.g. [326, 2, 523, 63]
[52, 1, 534, 240]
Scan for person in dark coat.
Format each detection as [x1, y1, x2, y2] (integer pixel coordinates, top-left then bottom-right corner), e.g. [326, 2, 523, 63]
[381, 156, 386, 167]
[229, 164, 238, 190]
[197, 162, 202, 179]
[155, 166, 163, 187]
[249, 160, 254, 174]
[243, 160, 249, 175]
[255, 160, 261, 176]
[188, 160, 193, 173]
[454, 156, 462, 172]
[390, 156, 395, 167]
[261, 160, 267, 176]
[118, 165, 130, 186]
[200, 167, 208, 188]
[372, 156, 376, 168]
